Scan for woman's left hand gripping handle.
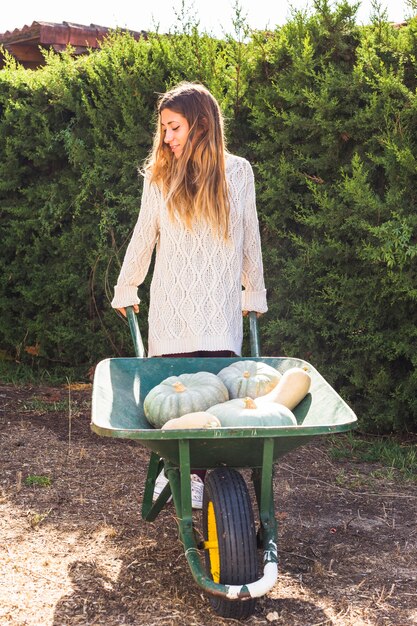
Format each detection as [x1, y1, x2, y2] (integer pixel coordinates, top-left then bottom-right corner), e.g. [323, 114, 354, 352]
[117, 304, 140, 318]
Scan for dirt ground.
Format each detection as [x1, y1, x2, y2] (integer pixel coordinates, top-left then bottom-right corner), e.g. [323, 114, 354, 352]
[0, 382, 416, 626]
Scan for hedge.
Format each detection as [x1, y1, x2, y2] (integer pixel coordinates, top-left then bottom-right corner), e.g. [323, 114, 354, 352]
[1, 2, 417, 432]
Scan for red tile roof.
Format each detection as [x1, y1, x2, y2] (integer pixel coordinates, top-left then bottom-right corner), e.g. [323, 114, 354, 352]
[0, 20, 146, 68]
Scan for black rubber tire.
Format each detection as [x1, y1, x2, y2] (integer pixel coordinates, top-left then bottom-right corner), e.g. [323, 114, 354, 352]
[202, 468, 258, 619]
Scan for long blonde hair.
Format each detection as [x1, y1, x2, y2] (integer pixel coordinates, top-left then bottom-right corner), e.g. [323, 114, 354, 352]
[145, 82, 230, 238]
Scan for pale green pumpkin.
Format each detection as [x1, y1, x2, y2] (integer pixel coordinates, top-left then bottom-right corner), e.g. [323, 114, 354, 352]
[208, 396, 297, 427]
[217, 360, 281, 399]
[144, 372, 229, 428]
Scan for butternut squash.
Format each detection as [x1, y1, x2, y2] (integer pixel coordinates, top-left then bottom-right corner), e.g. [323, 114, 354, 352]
[161, 412, 221, 430]
[256, 367, 311, 410]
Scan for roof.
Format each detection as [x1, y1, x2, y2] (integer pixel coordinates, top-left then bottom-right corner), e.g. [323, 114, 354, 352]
[0, 20, 146, 68]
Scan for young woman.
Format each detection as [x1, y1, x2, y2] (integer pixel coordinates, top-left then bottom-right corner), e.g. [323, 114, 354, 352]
[111, 81, 267, 357]
[111, 82, 267, 507]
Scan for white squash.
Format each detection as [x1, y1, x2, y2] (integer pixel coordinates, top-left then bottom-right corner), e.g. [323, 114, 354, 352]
[208, 396, 297, 427]
[217, 360, 281, 399]
[161, 412, 221, 430]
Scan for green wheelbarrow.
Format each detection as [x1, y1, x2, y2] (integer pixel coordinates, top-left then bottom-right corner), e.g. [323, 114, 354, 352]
[91, 307, 357, 620]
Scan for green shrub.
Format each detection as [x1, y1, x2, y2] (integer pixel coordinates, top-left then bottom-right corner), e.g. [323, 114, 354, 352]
[0, 29, 245, 367]
[249, 1, 417, 431]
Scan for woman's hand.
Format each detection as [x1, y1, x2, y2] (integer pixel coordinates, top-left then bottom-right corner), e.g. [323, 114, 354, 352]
[117, 304, 140, 317]
[243, 310, 262, 318]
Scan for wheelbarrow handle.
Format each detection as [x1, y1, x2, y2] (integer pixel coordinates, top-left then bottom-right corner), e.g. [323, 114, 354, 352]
[249, 311, 261, 357]
[126, 306, 145, 358]
[125, 306, 260, 359]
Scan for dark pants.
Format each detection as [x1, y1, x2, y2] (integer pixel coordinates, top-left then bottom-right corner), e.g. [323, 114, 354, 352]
[161, 350, 236, 358]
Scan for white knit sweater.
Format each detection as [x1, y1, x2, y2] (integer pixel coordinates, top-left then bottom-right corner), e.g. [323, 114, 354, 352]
[112, 154, 267, 356]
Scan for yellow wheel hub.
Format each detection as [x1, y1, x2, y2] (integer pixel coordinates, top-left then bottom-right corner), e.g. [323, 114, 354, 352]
[205, 500, 220, 583]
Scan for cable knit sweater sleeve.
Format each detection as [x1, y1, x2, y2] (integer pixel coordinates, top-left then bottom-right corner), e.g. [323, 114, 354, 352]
[241, 160, 268, 313]
[111, 176, 160, 309]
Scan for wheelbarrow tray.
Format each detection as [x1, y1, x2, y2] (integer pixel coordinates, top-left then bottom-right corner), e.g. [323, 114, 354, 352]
[91, 355, 357, 469]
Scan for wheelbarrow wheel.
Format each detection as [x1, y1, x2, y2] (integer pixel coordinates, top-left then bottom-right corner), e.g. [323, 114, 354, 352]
[202, 468, 258, 619]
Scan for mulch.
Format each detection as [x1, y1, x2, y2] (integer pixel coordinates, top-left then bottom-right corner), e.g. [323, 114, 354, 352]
[1, 383, 416, 625]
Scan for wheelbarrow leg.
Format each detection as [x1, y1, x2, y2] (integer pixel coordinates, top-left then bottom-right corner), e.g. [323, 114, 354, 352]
[141, 441, 194, 523]
[252, 438, 278, 556]
[142, 452, 172, 521]
[164, 439, 193, 519]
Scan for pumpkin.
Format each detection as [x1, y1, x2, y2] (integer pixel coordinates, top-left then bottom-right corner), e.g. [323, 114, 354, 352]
[217, 360, 281, 399]
[257, 367, 311, 410]
[161, 412, 221, 430]
[144, 372, 229, 428]
[208, 396, 297, 427]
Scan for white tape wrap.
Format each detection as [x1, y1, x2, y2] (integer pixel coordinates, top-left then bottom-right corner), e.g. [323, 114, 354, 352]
[225, 541, 278, 599]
